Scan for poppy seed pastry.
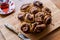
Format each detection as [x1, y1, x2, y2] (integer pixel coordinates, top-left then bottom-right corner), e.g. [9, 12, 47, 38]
[44, 15, 51, 25]
[30, 7, 40, 14]
[18, 1, 52, 34]
[45, 7, 51, 13]
[33, 24, 46, 33]
[18, 12, 25, 21]
[33, 1, 43, 8]
[42, 7, 51, 15]
[21, 23, 30, 33]
[25, 13, 34, 23]
[20, 4, 31, 12]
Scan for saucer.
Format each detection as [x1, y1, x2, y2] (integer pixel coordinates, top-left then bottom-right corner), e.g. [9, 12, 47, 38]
[0, 0, 15, 15]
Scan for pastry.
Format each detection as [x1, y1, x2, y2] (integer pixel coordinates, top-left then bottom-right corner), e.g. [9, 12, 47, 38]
[33, 24, 46, 33]
[42, 7, 51, 15]
[21, 23, 30, 33]
[18, 12, 25, 21]
[18, 1, 52, 34]
[33, 1, 43, 8]
[29, 7, 40, 14]
[20, 3, 31, 12]
[25, 13, 34, 23]
[44, 15, 51, 25]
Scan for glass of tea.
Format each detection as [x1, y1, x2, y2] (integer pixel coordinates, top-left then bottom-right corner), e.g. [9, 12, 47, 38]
[0, 0, 9, 13]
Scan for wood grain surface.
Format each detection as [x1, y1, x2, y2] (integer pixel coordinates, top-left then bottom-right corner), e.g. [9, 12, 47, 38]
[51, 0, 60, 9]
[41, 28, 60, 40]
[0, 0, 60, 40]
[40, 0, 60, 40]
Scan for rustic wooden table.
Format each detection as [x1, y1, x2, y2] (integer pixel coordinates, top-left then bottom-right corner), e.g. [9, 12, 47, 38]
[0, 0, 60, 40]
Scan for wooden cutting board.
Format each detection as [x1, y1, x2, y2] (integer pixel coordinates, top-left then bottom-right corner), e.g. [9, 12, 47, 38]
[0, 0, 60, 40]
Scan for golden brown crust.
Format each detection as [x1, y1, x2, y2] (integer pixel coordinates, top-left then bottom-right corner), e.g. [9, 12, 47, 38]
[33, 24, 46, 33]
[44, 15, 51, 25]
[18, 12, 26, 21]
[25, 13, 34, 23]
[33, 1, 43, 8]
[20, 3, 31, 12]
[29, 7, 40, 14]
[21, 22, 31, 33]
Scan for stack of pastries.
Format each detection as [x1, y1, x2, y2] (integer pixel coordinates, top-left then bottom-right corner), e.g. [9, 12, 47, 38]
[18, 1, 52, 34]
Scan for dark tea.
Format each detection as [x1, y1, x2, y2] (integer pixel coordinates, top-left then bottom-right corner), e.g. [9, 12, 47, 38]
[1, 3, 9, 9]
[0, 0, 9, 13]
